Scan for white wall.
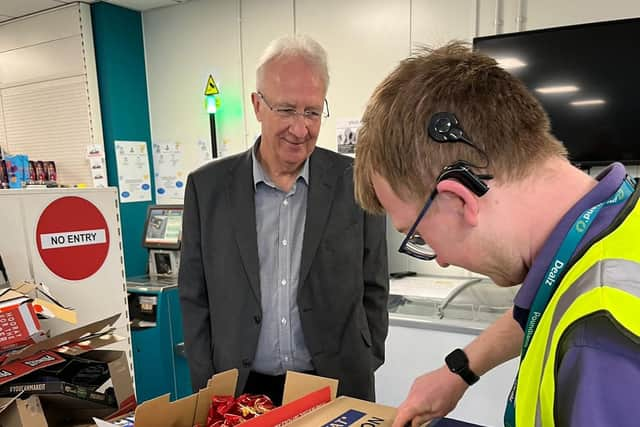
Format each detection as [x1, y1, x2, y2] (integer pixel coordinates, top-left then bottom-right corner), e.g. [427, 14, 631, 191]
[142, 0, 640, 271]
[139, 0, 640, 419]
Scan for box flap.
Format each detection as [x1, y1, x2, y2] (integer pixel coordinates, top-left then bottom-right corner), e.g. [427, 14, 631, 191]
[54, 332, 123, 357]
[2, 313, 120, 364]
[0, 393, 23, 414]
[0, 350, 66, 385]
[193, 369, 239, 425]
[286, 396, 397, 426]
[137, 369, 238, 427]
[33, 298, 77, 324]
[0, 395, 48, 427]
[282, 371, 338, 405]
[0, 290, 31, 305]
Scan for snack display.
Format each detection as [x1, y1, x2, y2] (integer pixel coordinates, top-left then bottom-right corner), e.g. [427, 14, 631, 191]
[196, 393, 275, 427]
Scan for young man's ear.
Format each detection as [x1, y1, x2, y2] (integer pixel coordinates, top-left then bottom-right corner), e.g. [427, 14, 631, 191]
[435, 179, 480, 226]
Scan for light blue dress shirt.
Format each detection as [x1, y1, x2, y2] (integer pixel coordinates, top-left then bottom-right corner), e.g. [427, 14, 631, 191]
[251, 143, 314, 375]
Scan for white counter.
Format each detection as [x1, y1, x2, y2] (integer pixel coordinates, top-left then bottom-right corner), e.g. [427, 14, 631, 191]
[376, 276, 520, 426]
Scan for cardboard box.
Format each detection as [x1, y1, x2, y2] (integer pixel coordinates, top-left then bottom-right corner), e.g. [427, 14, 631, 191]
[97, 369, 397, 427]
[0, 395, 48, 427]
[0, 315, 136, 426]
[0, 292, 45, 350]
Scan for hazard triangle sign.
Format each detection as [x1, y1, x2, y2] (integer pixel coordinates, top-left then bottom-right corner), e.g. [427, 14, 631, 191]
[204, 75, 219, 96]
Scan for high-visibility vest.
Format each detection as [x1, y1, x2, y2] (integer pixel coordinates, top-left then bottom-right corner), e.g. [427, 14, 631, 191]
[515, 191, 640, 426]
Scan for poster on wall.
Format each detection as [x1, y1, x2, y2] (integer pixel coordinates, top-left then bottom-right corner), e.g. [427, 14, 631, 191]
[152, 141, 186, 203]
[336, 118, 361, 155]
[114, 140, 152, 203]
[86, 144, 108, 188]
[197, 138, 213, 164]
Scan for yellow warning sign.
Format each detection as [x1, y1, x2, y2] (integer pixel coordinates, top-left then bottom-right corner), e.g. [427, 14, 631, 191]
[204, 75, 219, 96]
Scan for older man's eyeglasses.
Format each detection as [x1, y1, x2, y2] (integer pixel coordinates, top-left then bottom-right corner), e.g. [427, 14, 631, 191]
[257, 91, 330, 122]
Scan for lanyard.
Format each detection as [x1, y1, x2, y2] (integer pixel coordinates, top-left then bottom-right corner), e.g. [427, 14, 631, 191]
[504, 177, 635, 427]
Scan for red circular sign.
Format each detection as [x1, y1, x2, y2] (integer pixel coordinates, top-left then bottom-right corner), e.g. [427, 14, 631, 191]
[36, 196, 110, 280]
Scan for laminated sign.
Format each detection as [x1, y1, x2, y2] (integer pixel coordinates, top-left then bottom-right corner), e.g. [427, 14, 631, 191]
[36, 196, 110, 280]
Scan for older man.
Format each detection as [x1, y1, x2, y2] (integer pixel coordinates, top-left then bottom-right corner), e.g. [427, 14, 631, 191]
[179, 35, 388, 404]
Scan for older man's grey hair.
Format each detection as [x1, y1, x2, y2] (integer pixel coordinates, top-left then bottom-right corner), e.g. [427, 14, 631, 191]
[256, 34, 330, 93]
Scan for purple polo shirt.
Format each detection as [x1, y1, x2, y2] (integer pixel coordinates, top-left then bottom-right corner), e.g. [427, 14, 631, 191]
[513, 163, 640, 426]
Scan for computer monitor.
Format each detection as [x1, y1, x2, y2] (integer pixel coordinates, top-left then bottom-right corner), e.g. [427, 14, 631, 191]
[474, 17, 640, 167]
[142, 205, 184, 250]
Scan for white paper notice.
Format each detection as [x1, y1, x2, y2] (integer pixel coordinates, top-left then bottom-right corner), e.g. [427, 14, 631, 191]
[336, 118, 361, 155]
[86, 144, 108, 188]
[197, 138, 213, 164]
[152, 141, 187, 203]
[115, 140, 152, 203]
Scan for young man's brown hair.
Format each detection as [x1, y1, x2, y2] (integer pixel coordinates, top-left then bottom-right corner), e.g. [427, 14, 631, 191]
[354, 41, 567, 213]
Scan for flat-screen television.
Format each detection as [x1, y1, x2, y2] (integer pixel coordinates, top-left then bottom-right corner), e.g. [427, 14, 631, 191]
[142, 205, 184, 250]
[474, 17, 640, 167]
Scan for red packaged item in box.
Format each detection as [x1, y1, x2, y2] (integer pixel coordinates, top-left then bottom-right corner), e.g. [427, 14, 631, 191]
[200, 393, 275, 427]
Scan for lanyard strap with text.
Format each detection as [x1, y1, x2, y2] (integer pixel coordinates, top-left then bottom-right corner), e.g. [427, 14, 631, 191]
[504, 177, 635, 427]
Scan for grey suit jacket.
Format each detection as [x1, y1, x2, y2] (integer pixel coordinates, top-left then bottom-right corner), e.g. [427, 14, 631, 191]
[178, 146, 389, 401]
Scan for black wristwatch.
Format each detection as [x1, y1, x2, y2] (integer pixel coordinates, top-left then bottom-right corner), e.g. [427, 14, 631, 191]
[445, 348, 479, 386]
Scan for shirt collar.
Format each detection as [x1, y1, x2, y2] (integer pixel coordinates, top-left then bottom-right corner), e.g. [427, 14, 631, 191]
[251, 137, 310, 189]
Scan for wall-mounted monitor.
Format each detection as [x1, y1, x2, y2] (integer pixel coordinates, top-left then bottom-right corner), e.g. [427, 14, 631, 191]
[142, 205, 183, 250]
[474, 17, 640, 167]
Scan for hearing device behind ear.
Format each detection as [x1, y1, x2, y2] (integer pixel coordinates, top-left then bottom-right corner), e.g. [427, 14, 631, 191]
[428, 112, 468, 143]
[436, 161, 490, 197]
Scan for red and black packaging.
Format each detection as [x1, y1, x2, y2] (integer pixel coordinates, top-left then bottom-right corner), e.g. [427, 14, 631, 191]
[0, 160, 7, 188]
[35, 160, 46, 182]
[28, 161, 37, 182]
[45, 160, 57, 182]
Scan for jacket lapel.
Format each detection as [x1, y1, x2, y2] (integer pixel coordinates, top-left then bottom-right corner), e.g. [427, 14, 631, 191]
[227, 148, 261, 302]
[299, 149, 338, 286]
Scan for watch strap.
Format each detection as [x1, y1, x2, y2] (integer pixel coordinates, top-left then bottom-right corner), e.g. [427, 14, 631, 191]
[445, 348, 479, 386]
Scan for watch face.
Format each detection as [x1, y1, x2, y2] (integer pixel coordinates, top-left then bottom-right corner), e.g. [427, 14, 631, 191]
[445, 349, 468, 372]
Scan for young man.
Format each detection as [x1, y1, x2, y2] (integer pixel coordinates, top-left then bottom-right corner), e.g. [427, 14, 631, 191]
[179, 35, 389, 404]
[354, 42, 640, 426]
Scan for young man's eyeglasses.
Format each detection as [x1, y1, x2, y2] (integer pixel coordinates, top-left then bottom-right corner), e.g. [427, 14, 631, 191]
[257, 91, 330, 122]
[398, 188, 438, 261]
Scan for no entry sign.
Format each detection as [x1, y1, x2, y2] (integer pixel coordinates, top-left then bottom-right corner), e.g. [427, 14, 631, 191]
[36, 196, 110, 280]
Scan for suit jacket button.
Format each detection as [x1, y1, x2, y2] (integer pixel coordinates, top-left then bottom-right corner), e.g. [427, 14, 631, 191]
[254, 315, 261, 324]
[242, 358, 251, 367]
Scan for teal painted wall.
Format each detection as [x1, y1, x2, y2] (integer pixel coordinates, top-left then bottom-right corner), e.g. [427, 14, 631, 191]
[92, 2, 154, 277]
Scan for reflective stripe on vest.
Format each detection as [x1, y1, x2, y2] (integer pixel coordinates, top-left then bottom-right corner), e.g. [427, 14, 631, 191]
[515, 196, 640, 427]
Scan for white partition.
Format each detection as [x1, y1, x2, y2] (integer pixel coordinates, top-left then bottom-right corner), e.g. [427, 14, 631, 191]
[0, 187, 133, 378]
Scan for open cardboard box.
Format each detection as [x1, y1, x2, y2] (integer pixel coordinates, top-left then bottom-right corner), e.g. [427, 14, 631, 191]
[0, 314, 136, 426]
[97, 368, 397, 427]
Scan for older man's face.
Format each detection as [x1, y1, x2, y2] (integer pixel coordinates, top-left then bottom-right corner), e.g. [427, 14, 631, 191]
[253, 56, 326, 172]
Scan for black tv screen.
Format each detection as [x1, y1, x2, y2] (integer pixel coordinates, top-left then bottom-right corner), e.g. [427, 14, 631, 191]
[474, 18, 640, 167]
